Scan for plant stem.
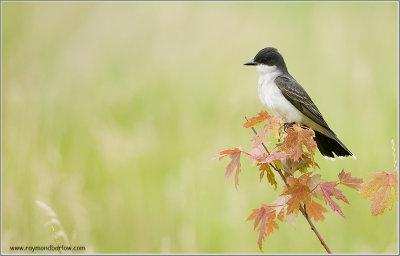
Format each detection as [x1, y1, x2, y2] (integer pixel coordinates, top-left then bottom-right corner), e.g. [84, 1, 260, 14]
[245, 117, 332, 254]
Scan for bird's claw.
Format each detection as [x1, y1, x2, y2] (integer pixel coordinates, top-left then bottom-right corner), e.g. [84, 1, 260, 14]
[283, 122, 296, 131]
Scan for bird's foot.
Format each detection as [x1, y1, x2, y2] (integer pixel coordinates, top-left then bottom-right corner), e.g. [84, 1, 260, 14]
[283, 122, 296, 131]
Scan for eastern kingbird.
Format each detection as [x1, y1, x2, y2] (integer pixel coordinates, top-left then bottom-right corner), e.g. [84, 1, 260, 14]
[244, 47, 355, 159]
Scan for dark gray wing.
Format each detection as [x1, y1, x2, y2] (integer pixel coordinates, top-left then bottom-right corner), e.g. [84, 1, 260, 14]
[275, 75, 332, 132]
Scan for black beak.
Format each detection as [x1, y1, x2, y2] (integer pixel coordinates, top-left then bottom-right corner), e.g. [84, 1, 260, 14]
[244, 60, 258, 66]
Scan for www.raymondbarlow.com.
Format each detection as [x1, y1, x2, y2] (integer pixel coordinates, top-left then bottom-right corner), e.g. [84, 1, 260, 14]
[9, 245, 85, 253]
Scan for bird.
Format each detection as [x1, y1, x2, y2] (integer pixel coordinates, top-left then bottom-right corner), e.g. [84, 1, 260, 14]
[244, 47, 355, 159]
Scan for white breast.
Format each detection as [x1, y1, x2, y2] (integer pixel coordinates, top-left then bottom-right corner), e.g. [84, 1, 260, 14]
[256, 65, 304, 123]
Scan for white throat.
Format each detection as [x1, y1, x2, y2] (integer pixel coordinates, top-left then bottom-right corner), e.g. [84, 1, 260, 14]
[256, 64, 281, 76]
[256, 65, 282, 91]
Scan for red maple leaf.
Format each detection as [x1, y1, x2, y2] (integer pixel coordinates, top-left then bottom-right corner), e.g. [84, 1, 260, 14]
[216, 147, 243, 160]
[262, 152, 288, 163]
[360, 171, 398, 215]
[247, 111, 282, 148]
[338, 169, 363, 191]
[319, 181, 349, 217]
[243, 110, 271, 128]
[215, 147, 243, 189]
[247, 205, 279, 251]
[247, 148, 286, 166]
[279, 128, 316, 162]
[250, 124, 269, 149]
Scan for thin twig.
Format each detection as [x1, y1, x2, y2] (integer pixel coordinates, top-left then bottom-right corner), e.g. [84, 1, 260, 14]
[245, 117, 332, 254]
[246, 118, 288, 180]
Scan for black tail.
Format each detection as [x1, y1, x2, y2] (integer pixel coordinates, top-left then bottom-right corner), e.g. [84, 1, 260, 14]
[314, 130, 354, 158]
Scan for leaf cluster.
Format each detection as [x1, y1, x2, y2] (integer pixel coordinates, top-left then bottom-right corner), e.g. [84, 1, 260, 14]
[215, 110, 398, 251]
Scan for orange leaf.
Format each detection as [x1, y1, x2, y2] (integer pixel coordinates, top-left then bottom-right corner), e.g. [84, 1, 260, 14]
[283, 182, 311, 214]
[216, 146, 243, 160]
[257, 163, 277, 190]
[306, 200, 328, 222]
[265, 116, 282, 139]
[338, 169, 363, 191]
[243, 110, 271, 128]
[264, 217, 279, 240]
[360, 171, 398, 216]
[277, 209, 285, 222]
[246, 208, 259, 221]
[279, 128, 316, 162]
[272, 195, 297, 225]
[247, 205, 279, 251]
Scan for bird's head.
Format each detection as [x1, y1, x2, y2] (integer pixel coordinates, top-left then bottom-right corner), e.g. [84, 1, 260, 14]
[244, 47, 288, 74]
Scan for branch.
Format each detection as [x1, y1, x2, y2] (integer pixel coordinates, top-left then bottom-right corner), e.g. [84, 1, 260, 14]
[245, 117, 332, 254]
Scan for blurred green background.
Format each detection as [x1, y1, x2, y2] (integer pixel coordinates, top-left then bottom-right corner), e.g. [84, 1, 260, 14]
[2, 2, 398, 254]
